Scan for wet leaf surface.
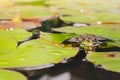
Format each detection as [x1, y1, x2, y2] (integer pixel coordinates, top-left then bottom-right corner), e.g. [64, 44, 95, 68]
[60, 12, 120, 23]
[41, 32, 79, 43]
[0, 39, 77, 68]
[0, 31, 17, 50]
[87, 52, 120, 72]
[7, 28, 32, 41]
[0, 69, 27, 80]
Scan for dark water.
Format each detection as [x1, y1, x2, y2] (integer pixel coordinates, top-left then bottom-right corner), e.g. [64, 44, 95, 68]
[21, 61, 120, 80]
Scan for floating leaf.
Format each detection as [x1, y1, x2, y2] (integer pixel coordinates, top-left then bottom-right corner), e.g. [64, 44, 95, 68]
[87, 52, 120, 72]
[0, 31, 17, 50]
[54, 25, 120, 47]
[7, 28, 32, 41]
[41, 32, 79, 43]
[0, 69, 27, 80]
[61, 12, 120, 23]
[0, 39, 77, 68]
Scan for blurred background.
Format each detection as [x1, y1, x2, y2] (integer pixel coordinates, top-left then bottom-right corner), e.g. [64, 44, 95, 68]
[0, 1, 120, 80]
[0, 0, 120, 19]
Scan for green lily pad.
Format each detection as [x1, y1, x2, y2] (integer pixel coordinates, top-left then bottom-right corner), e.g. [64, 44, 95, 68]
[0, 30, 78, 68]
[0, 39, 77, 68]
[41, 32, 79, 43]
[61, 12, 120, 23]
[7, 28, 32, 41]
[0, 28, 32, 41]
[0, 31, 17, 51]
[54, 25, 120, 47]
[0, 5, 52, 19]
[87, 52, 120, 72]
[0, 69, 27, 80]
[47, 0, 119, 11]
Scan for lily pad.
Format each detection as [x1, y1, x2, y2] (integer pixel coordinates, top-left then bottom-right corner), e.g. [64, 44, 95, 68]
[0, 5, 52, 19]
[53, 25, 120, 47]
[0, 39, 77, 68]
[7, 28, 32, 41]
[87, 52, 120, 72]
[0, 31, 17, 50]
[0, 28, 32, 41]
[0, 69, 27, 80]
[41, 32, 79, 43]
[0, 30, 77, 69]
[15, 0, 49, 6]
[47, 0, 120, 11]
[61, 12, 120, 23]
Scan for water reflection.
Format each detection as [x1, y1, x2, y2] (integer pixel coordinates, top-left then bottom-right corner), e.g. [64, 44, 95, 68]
[20, 61, 120, 80]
